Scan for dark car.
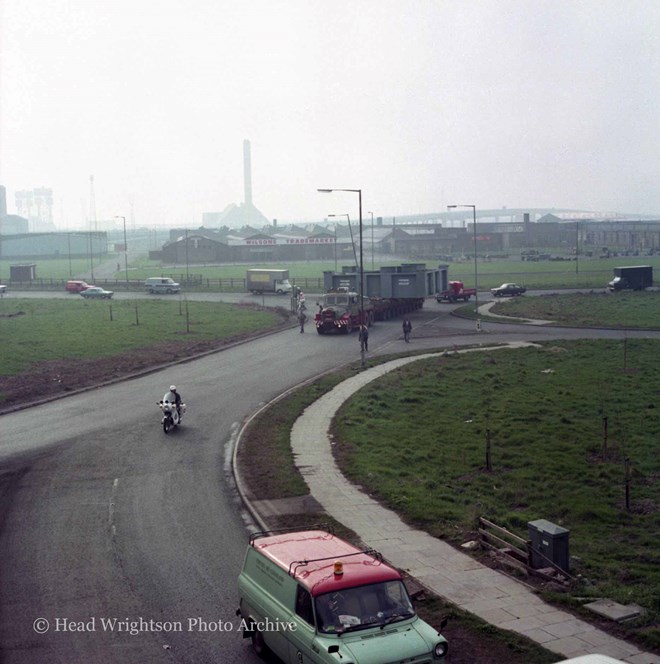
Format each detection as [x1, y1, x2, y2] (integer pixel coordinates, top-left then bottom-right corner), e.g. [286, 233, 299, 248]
[80, 286, 114, 299]
[490, 283, 526, 297]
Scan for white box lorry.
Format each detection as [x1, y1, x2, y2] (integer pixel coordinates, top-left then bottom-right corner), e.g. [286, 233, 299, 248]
[237, 528, 448, 663]
[246, 268, 293, 295]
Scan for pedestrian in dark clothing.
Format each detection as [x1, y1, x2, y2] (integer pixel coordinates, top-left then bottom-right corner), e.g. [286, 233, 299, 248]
[358, 324, 369, 352]
[299, 310, 307, 333]
[402, 317, 412, 343]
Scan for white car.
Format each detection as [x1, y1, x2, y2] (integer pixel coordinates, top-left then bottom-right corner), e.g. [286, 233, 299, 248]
[80, 286, 114, 299]
[0, 284, 7, 294]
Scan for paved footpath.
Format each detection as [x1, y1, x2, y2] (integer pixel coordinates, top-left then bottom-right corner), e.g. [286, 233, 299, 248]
[289, 343, 659, 664]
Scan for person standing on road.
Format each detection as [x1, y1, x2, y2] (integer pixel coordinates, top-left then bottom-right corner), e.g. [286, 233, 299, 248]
[402, 316, 412, 343]
[358, 324, 369, 352]
[298, 309, 307, 333]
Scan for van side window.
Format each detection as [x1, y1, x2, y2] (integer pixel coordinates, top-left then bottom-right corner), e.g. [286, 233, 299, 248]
[295, 585, 314, 625]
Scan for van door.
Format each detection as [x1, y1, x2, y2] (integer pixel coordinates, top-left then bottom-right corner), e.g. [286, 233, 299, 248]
[287, 586, 322, 663]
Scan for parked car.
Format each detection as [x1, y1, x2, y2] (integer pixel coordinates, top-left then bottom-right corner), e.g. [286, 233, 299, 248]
[0, 284, 7, 295]
[80, 286, 114, 299]
[491, 283, 527, 297]
[65, 280, 92, 293]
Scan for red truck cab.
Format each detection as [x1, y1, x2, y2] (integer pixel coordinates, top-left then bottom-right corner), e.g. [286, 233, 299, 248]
[436, 281, 476, 303]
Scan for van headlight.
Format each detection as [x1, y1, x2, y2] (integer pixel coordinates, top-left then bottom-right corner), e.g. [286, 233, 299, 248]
[434, 641, 448, 657]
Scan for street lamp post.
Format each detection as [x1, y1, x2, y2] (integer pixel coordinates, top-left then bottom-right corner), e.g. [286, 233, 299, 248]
[115, 216, 129, 288]
[319, 188, 365, 366]
[368, 211, 375, 269]
[448, 204, 480, 328]
[328, 213, 350, 273]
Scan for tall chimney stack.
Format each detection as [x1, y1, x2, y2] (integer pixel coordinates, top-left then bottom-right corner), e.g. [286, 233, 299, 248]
[243, 139, 253, 207]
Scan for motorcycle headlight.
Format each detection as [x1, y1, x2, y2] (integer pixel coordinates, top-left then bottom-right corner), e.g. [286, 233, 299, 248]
[434, 641, 448, 658]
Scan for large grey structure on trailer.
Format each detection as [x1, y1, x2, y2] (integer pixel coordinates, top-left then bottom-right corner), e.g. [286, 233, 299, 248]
[322, 263, 447, 298]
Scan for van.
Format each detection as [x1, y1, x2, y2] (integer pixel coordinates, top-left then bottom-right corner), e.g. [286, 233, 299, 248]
[145, 277, 181, 294]
[65, 280, 92, 293]
[237, 528, 448, 663]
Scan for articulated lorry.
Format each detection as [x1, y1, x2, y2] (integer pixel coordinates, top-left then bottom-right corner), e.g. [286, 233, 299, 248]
[246, 269, 293, 295]
[314, 263, 444, 334]
[607, 265, 653, 291]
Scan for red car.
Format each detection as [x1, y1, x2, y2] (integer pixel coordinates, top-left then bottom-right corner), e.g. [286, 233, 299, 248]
[65, 280, 92, 293]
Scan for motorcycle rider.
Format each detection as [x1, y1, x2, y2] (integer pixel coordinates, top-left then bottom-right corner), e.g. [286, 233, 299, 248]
[165, 384, 183, 421]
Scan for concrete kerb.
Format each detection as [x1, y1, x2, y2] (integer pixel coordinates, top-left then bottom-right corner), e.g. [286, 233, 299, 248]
[254, 341, 658, 664]
[476, 300, 554, 325]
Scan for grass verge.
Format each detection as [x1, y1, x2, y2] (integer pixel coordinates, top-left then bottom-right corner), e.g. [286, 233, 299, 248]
[331, 339, 659, 651]
[237, 357, 562, 664]
[485, 290, 660, 328]
[0, 298, 283, 376]
[237, 339, 660, 658]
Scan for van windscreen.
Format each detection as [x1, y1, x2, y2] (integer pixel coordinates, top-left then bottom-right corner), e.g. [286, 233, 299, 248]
[314, 580, 414, 634]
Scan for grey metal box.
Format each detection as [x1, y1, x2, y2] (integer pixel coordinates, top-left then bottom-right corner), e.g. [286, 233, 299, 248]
[528, 519, 569, 572]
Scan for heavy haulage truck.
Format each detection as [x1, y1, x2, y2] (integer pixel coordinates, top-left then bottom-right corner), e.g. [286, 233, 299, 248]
[246, 268, 293, 295]
[314, 263, 445, 335]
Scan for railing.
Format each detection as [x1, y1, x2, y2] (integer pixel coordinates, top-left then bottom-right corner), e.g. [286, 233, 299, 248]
[478, 517, 574, 584]
[478, 517, 532, 568]
[1, 276, 326, 293]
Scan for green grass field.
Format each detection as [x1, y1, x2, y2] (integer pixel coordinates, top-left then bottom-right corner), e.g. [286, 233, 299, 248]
[0, 298, 281, 376]
[331, 340, 660, 646]
[2, 254, 659, 291]
[486, 291, 660, 328]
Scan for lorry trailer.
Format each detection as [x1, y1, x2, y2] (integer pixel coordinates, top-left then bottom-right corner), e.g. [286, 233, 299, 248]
[314, 263, 443, 334]
[607, 265, 653, 291]
[246, 268, 293, 295]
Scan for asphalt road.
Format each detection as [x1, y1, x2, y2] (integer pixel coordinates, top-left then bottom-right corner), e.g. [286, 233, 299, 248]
[1, 296, 658, 663]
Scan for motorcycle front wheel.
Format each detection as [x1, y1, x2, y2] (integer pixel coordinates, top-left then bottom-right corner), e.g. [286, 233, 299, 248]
[163, 417, 173, 434]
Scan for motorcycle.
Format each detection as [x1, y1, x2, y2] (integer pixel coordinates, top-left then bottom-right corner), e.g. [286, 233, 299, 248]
[158, 396, 186, 433]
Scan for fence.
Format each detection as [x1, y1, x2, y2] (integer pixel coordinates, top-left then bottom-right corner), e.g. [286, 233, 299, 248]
[478, 517, 573, 584]
[2, 276, 326, 293]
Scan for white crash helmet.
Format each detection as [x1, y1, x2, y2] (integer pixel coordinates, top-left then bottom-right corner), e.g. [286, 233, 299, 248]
[170, 385, 177, 391]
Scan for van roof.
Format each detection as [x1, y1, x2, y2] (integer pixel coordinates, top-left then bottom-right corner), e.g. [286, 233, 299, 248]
[251, 530, 400, 596]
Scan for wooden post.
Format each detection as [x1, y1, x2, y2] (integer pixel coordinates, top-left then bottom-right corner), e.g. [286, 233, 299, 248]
[486, 428, 492, 472]
[602, 416, 608, 457]
[625, 457, 631, 512]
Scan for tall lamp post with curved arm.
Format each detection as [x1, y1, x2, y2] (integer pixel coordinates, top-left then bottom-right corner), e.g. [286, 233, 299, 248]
[318, 188, 365, 366]
[114, 215, 129, 288]
[448, 204, 481, 329]
[368, 210, 375, 269]
[328, 213, 350, 273]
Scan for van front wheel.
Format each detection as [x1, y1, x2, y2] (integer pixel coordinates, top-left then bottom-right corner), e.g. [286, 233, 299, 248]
[251, 628, 268, 658]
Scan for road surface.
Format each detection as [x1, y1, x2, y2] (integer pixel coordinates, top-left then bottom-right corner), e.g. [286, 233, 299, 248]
[1, 297, 658, 663]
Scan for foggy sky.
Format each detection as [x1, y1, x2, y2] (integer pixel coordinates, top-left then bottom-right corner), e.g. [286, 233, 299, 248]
[1, 0, 659, 228]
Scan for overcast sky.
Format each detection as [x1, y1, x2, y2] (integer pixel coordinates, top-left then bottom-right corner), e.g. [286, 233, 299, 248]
[1, 0, 659, 229]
